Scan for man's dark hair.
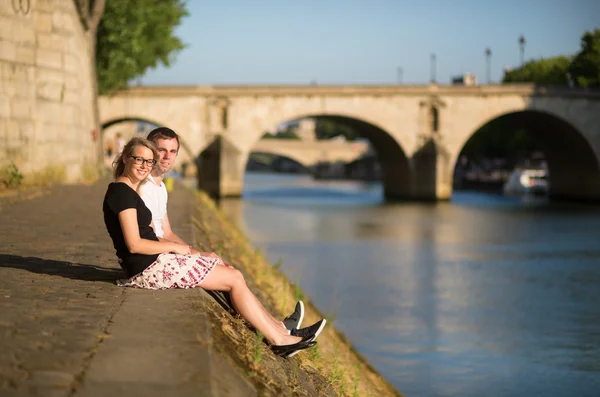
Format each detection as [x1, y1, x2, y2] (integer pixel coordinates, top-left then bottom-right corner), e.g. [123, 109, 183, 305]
[147, 127, 180, 151]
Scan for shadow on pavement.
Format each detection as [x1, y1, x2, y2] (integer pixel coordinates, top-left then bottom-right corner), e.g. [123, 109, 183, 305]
[0, 254, 122, 283]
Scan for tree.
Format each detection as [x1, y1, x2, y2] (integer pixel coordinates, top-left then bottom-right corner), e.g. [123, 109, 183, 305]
[502, 55, 572, 85]
[261, 130, 301, 140]
[461, 117, 542, 163]
[315, 119, 359, 141]
[73, 0, 107, 164]
[96, 0, 188, 94]
[569, 29, 600, 88]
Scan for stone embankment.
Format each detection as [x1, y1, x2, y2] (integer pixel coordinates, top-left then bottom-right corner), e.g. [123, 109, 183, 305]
[0, 179, 401, 396]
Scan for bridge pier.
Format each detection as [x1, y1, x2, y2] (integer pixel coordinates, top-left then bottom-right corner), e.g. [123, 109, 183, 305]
[198, 136, 456, 202]
[196, 135, 245, 199]
[412, 139, 453, 201]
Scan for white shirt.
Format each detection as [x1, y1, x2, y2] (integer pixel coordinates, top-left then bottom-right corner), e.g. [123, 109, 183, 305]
[139, 174, 168, 238]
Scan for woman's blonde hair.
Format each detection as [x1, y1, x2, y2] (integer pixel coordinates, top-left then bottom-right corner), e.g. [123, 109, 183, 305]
[112, 137, 159, 179]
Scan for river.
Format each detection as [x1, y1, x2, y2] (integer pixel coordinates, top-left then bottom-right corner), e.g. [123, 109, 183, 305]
[218, 172, 600, 397]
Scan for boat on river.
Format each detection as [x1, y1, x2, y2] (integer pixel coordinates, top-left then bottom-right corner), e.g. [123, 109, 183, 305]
[503, 168, 549, 196]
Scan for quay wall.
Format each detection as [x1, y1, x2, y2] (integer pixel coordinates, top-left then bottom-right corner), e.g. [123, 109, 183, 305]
[0, 0, 97, 183]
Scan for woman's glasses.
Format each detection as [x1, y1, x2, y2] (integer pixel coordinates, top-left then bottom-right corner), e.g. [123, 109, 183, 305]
[129, 155, 156, 167]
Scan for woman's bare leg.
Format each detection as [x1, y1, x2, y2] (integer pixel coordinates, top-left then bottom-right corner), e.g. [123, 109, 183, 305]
[201, 265, 300, 345]
[244, 289, 291, 331]
[206, 255, 291, 331]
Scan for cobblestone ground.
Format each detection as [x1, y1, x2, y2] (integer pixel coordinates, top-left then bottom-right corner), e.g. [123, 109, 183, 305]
[0, 181, 126, 395]
[0, 181, 256, 397]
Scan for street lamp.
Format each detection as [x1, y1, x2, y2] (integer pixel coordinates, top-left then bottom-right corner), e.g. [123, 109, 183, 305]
[519, 35, 526, 82]
[430, 53, 436, 83]
[397, 66, 403, 85]
[485, 47, 492, 84]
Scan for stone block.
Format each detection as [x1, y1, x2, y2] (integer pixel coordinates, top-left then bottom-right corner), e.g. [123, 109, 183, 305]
[61, 89, 79, 104]
[0, 62, 12, 81]
[0, 119, 6, 141]
[36, 0, 56, 12]
[0, 40, 17, 62]
[10, 97, 32, 118]
[10, 81, 35, 99]
[36, 101, 62, 123]
[16, 45, 35, 65]
[5, 119, 20, 142]
[36, 49, 62, 69]
[65, 163, 82, 183]
[64, 74, 80, 91]
[37, 82, 64, 102]
[35, 12, 53, 33]
[52, 11, 72, 32]
[0, 15, 14, 39]
[38, 32, 67, 52]
[0, 1, 13, 14]
[61, 104, 78, 124]
[19, 119, 34, 141]
[36, 67, 64, 85]
[63, 54, 81, 73]
[19, 22, 36, 46]
[0, 94, 9, 117]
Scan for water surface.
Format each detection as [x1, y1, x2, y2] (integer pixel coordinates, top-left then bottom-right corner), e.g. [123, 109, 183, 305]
[219, 173, 600, 397]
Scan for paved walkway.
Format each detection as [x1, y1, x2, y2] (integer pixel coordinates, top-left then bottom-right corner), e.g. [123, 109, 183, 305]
[0, 180, 255, 396]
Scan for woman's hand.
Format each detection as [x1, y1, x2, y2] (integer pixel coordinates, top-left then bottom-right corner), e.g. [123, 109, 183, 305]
[172, 243, 192, 255]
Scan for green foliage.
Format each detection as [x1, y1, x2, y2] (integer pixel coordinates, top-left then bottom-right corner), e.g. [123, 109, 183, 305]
[261, 130, 301, 140]
[462, 123, 540, 162]
[316, 119, 359, 141]
[1, 162, 24, 188]
[96, 0, 188, 94]
[502, 29, 600, 88]
[252, 332, 264, 365]
[273, 257, 283, 270]
[352, 362, 362, 397]
[569, 28, 600, 88]
[502, 55, 572, 84]
[293, 276, 304, 302]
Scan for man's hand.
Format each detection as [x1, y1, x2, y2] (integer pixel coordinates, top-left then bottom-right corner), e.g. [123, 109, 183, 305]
[189, 248, 234, 268]
[189, 249, 217, 257]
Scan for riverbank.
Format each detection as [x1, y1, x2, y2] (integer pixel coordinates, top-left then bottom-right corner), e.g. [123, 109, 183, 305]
[0, 179, 401, 396]
[187, 186, 401, 396]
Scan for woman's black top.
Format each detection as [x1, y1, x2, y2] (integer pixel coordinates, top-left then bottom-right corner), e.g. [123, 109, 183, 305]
[103, 182, 159, 277]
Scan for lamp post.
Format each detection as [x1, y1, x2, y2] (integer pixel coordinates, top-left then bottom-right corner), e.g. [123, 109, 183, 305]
[485, 47, 492, 84]
[397, 66, 403, 85]
[519, 35, 526, 82]
[430, 53, 436, 83]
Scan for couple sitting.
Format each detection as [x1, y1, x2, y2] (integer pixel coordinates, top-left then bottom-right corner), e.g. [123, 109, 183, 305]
[102, 128, 325, 357]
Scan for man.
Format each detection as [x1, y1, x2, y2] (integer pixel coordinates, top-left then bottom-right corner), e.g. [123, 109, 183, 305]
[140, 127, 186, 245]
[141, 127, 305, 332]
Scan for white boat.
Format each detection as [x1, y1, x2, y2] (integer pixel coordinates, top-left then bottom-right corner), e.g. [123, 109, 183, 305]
[503, 169, 549, 196]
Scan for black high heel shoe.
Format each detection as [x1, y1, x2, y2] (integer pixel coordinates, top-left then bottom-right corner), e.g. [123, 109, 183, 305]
[270, 334, 317, 358]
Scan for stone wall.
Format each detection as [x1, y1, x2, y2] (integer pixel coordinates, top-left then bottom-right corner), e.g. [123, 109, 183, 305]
[0, 0, 97, 183]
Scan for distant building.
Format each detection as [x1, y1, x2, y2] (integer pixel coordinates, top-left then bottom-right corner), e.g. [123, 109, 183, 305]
[292, 118, 317, 142]
[452, 73, 478, 86]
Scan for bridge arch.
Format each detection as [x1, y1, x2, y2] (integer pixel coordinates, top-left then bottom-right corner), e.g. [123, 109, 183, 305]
[247, 151, 310, 173]
[248, 149, 312, 169]
[245, 114, 411, 199]
[101, 116, 196, 174]
[452, 109, 600, 201]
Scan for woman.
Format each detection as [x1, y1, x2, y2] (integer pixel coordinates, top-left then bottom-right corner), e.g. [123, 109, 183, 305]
[103, 137, 325, 357]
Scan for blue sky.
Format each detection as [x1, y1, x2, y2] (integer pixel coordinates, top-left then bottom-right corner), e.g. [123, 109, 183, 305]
[141, 0, 600, 86]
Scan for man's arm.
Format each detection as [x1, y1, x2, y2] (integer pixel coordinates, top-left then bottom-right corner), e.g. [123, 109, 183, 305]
[161, 212, 187, 245]
[163, 210, 233, 267]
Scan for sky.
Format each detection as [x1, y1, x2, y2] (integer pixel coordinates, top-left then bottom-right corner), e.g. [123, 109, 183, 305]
[141, 0, 600, 86]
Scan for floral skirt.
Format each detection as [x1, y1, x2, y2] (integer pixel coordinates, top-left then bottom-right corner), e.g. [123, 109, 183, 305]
[116, 253, 220, 290]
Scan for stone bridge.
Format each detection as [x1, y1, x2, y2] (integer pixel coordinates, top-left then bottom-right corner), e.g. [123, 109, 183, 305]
[251, 139, 370, 168]
[99, 85, 600, 201]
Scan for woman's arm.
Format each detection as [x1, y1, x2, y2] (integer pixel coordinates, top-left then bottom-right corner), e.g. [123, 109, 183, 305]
[161, 213, 187, 245]
[119, 208, 190, 255]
